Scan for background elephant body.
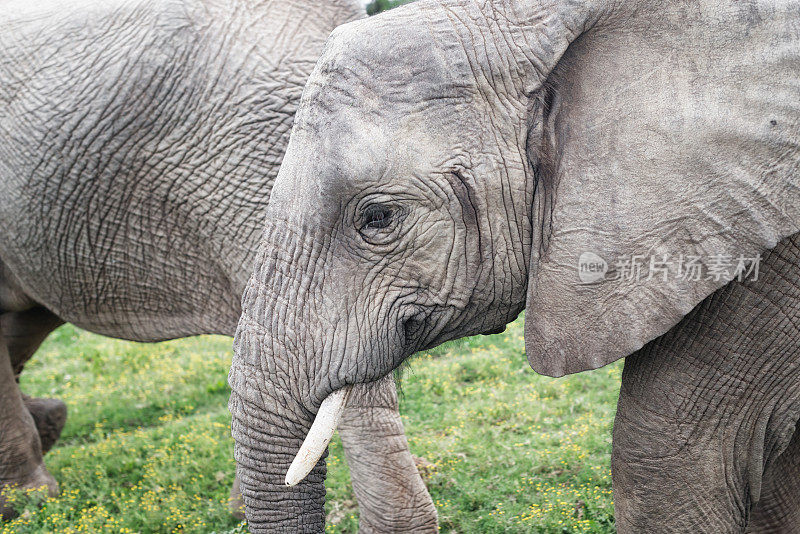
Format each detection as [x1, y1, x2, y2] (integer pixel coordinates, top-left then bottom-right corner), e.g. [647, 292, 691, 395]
[0, 0, 437, 530]
[0, 0, 319, 339]
[230, 0, 800, 531]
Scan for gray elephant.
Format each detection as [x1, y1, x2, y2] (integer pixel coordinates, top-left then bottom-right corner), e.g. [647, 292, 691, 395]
[230, 0, 800, 531]
[0, 0, 438, 531]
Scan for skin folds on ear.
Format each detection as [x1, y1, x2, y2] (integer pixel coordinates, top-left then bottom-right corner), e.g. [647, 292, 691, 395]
[524, 0, 800, 376]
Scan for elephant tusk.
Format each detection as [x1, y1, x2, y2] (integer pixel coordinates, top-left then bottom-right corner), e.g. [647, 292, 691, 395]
[285, 385, 353, 486]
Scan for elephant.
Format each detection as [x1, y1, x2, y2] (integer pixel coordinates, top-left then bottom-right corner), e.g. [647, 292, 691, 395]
[0, 0, 439, 531]
[229, 0, 800, 531]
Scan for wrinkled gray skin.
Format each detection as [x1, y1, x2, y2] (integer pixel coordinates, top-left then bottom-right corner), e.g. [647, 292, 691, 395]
[231, 0, 800, 531]
[0, 0, 438, 531]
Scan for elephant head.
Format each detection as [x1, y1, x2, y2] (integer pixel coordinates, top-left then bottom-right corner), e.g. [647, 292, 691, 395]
[229, 0, 800, 529]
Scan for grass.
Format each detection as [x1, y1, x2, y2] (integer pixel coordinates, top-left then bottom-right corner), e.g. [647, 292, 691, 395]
[1, 317, 621, 533]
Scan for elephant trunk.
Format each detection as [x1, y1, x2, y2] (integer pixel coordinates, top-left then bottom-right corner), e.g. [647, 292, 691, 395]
[228, 362, 328, 533]
[229, 218, 369, 531]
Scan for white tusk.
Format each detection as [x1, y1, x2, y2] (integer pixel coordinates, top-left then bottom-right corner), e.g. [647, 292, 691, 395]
[285, 385, 353, 486]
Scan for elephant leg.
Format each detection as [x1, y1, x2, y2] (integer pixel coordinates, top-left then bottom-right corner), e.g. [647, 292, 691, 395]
[4, 306, 64, 378]
[338, 375, 438, 533]
[229, 474, 246, 520]
[612, 236, 800, 533]
[746, 424, 800, 533]
[0, 323, 59, 519]
[2, 307, 66, 455]
[20, 396, 67, 456]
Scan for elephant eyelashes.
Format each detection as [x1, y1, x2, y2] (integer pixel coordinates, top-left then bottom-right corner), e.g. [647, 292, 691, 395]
[361, 205, 393, 231]
[357, 203, 401, 246]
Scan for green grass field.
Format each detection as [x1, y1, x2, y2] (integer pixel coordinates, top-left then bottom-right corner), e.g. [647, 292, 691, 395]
[1, 317, 621, 533]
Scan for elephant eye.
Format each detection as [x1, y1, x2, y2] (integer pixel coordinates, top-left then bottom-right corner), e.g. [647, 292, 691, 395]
[362, 204, 393, 230]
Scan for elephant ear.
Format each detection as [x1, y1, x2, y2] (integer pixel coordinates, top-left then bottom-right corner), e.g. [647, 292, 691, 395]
[524, 0, 800, 377]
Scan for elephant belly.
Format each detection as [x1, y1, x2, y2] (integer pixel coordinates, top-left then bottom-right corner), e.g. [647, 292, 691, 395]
[0, 183, 247, 341]
[0, 238, 242, 342]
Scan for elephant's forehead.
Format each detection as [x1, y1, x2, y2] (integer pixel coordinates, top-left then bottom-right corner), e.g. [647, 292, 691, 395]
[299, 6, 475, 117]
[290, 116, 424, 183]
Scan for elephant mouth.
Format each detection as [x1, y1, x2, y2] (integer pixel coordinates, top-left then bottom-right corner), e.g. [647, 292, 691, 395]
[284, 385, 353, 486]
[285, 308, 431, 487]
